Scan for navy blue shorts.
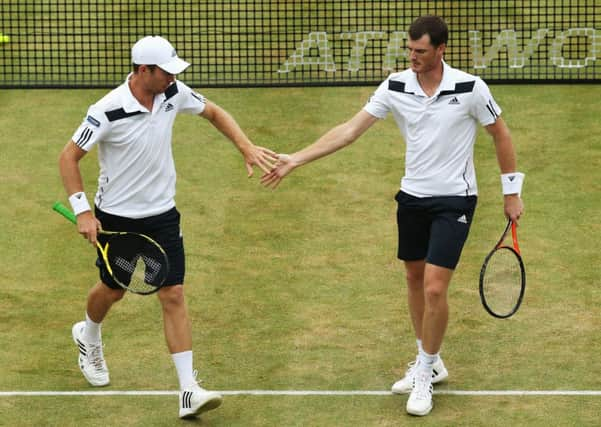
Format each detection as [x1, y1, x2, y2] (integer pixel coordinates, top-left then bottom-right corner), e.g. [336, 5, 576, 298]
[94, 207, 185, 289]
[395, 191, 477, 270]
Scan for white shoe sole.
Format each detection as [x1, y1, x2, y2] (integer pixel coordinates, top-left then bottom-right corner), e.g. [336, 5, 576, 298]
[179, 392, 223, 419]
[391, 364, 448, 394]
[406, 400, 433, 416]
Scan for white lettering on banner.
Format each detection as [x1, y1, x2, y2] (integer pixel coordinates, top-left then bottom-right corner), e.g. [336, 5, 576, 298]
[470, 29, 550, 68]
[277, 28, 599, 73]
[278, 32, 336, 73]
[549, 28, 599, 68]
[382, 31, 409, 72]
[338, 31, 387, 72]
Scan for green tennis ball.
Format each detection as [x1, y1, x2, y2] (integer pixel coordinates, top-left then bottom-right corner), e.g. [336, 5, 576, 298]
[0, 35, 9, 43]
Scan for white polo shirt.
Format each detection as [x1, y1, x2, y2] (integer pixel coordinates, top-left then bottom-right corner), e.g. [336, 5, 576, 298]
[71, 76, 206, 218]
[364, 61, 501, 197]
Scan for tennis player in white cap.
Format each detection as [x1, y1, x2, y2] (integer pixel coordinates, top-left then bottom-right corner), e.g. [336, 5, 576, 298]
[59, 35, 277, 419]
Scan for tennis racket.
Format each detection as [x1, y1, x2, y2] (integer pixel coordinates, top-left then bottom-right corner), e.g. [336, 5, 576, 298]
[52, 201, 170, 295]
[479, 219, 526, 319]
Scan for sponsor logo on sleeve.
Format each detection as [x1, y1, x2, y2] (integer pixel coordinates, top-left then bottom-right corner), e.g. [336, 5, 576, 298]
[86, 115, 101, 127]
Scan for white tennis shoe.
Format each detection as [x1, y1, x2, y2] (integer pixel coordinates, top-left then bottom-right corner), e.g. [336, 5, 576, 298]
[71, 321, 110, 387]
[179, 382, 223, 419]
[391, 357, 448, 394]
[406, 369, 434, 416]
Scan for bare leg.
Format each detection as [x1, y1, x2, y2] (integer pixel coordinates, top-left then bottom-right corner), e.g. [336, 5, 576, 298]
[404, 260, 426, 341]
[157, 285, 192, 353]
[420, 263, 454, 354]
[86, 281, 126, 323]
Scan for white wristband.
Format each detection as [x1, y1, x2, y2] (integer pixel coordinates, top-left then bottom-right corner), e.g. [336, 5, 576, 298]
[68, 191, 91, 215]
[501, 172, 525, 196]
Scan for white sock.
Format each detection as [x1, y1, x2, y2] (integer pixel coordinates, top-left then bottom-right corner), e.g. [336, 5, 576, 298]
[84, 313, 102, 343]
[172, 351, 196, 390]
[417, 340, 440, 363]
[418, 349, 438, 374]
[416, 339, 423, 355]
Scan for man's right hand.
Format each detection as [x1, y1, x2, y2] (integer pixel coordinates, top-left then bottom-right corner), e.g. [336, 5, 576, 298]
[76, 211, 101, 245]
[260, 154, 297, 189]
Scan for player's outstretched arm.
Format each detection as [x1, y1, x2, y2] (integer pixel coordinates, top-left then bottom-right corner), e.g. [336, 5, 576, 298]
[200, 101, 278, 177]
[261, 110, 378, 189]
[260, 154, 297, 189]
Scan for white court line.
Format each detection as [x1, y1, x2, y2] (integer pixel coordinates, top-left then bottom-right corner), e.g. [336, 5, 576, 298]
[1, 390, 601, 397]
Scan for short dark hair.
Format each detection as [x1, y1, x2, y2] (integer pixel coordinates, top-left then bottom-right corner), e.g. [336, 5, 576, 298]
[409, 15, 448, 47]
[132, 63, 157, 73]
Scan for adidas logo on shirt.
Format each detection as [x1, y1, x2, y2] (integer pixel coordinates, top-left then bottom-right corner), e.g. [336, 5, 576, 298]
[448, 96, 460, 105]
[457, 214, 468, 224]
[164, 102, 174, 112]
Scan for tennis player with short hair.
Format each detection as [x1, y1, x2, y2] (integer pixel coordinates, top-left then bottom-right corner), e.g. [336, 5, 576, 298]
[59, 35, 277, 419]
[262, 15, 524, 416]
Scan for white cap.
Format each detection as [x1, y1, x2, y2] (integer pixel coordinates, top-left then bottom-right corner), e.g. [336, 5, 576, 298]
[131, 36, 190, 74]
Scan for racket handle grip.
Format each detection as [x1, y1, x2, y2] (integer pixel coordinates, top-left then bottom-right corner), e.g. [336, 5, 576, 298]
[52, 201, 77, 224]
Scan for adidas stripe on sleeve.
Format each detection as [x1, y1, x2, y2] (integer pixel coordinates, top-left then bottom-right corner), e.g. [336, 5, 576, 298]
[470, 78, 502, 126]
[71, 109, 109, 151]
[176, 81, 207, 115]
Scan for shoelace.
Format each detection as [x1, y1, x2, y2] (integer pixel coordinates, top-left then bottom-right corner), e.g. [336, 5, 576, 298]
[412, 371, 433, 400]
[187, 370, 206, 392]
[87, 342, 106, 372]
[406, 359, 439, 380]
[405, 360, 418, 376]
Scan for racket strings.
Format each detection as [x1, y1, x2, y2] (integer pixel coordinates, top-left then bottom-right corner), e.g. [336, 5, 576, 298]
[113, 254, 163, 284]
[105, 234, 169, 293]
[482, 247, 522, 316]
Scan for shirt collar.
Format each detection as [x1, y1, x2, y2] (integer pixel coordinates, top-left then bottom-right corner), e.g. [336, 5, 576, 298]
[120, 73, 149, 113]
[406, 60, 456, 97]
[438, 61, 457, 94]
